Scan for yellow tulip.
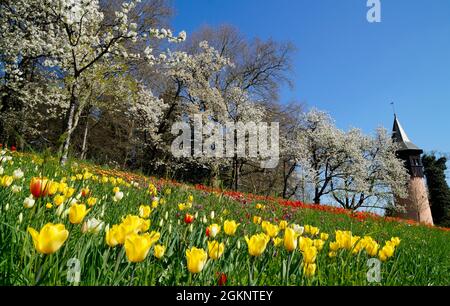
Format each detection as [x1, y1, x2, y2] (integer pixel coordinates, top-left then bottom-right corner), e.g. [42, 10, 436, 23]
[124, 232, 158, 263]
[299, 237, 313, 252]
[328, 251, 337, 258]
[255, 203, 265, 210]
[101, 176, 109, 184]
[47, 181, 59, 196]
[273, 237, 283, 247]
[208, 241, 225, 260]
[253, 216, 262, 225]
[320, 233, 329, 241]
[57, 182, 68, 193]
[335, 230, 353, 250]
[279, 220, 288, 230]
[224, 220, 240, 236]
[365, 241, 379, 257]
[68, 204, 91, 224]
[302, 246, 317, 264]
[0, 175, 13, 187]
[313, 239, 325, 251]
[303, 263, 316, 277]
[121, 215, 150, 234]
[139, 205, 152, 219]
[390, 237, 401, 247]
[105, 224, 125, 247]
[53, 194, 65, 206]
[113, 186, 120, 194]
[262, 221, 280, 238]
[304, 225, 320, 236]
[86, 197, 97, 207]
[330, 241, 340, 252]
[284, 228, 298, 252]
[186, 247, 208, 273]
[154, 244, 166, 259]
[28, 223, 69, 254]
[64, 187, 75, 198]
[245, 233, 270, 257]
[46, 203, 53, 209]
[378, 244, 395, 262]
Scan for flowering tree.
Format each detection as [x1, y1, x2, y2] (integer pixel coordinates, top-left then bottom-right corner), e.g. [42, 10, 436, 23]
[330, 128, 409, 210]
[0, 0, 185, 164]
[294, 109, 408, 210]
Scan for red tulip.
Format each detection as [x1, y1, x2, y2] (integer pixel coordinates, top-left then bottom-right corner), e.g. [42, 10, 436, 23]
[11, 145, 16, 152]
[206, 227, 210, 237]
[218, 273, 227, 286]
[30, 177, 50, 198]
[184, 213, 194, 224]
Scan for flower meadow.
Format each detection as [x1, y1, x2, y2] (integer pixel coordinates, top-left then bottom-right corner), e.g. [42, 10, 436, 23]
[0, 148, 449, 286]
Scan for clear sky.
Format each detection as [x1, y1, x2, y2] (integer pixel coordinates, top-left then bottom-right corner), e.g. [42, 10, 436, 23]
[172, 0, 450, 169]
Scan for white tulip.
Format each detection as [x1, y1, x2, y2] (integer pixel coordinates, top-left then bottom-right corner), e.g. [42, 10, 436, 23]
[11, 185, 22, 193]
[292, 224, 304, 235]
[82, 218, 104, 234]
[23, 196, 35, 208]
[12, 169, 24, 180]
[113, 191, 124, 202]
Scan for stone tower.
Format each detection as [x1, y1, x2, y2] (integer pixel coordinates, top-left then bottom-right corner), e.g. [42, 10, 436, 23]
[392, 115, 433, 225]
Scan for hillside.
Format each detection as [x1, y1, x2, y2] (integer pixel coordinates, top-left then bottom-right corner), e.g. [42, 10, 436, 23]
[1, 149, 449, 285]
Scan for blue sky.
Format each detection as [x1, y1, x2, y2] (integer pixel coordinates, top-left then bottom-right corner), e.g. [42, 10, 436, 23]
[172, 0, 450, 168]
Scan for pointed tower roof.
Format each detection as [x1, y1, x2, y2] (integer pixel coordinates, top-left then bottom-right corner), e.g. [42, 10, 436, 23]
[392, 115, 423, 153]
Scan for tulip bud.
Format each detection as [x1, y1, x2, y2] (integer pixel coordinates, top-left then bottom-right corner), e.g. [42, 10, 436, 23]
[159, 219, 164, 227]
[164, 211, 169, 220]
[189, 224, 193, 232]
[169, 224, 172, 234]
[194, 212, 198, 219]
[0, 166, 3, 175]
[237, 240, 241, 249]
[56, 203, 65, 217]
[4, 203, 9, 211]
[177, 219, 181, 225]
[23, 196, 35, 208]
[202, 216, 207, 224]
[210, 211, 215, 220]
[18, 212, 23, 224]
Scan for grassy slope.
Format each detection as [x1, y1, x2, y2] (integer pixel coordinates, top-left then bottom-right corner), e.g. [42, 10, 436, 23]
[0, 151, 449, 286]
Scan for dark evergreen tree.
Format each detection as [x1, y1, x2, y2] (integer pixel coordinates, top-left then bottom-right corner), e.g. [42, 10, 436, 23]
[422, 154, 450, 227]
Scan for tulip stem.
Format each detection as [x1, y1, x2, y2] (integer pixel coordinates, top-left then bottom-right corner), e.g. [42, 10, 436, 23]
[248, 257, 256, 286]
[286, 251, 295, 286]
[130, 264, 137, 286]
[34, 255, 46, 285]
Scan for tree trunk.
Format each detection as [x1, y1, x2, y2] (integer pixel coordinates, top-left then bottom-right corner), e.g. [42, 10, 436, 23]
[80, 118, 89, 160]
[60, 86, 82, 165]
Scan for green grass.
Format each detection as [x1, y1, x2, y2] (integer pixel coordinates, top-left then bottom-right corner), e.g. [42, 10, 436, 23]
[0, 150, 449, 286]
